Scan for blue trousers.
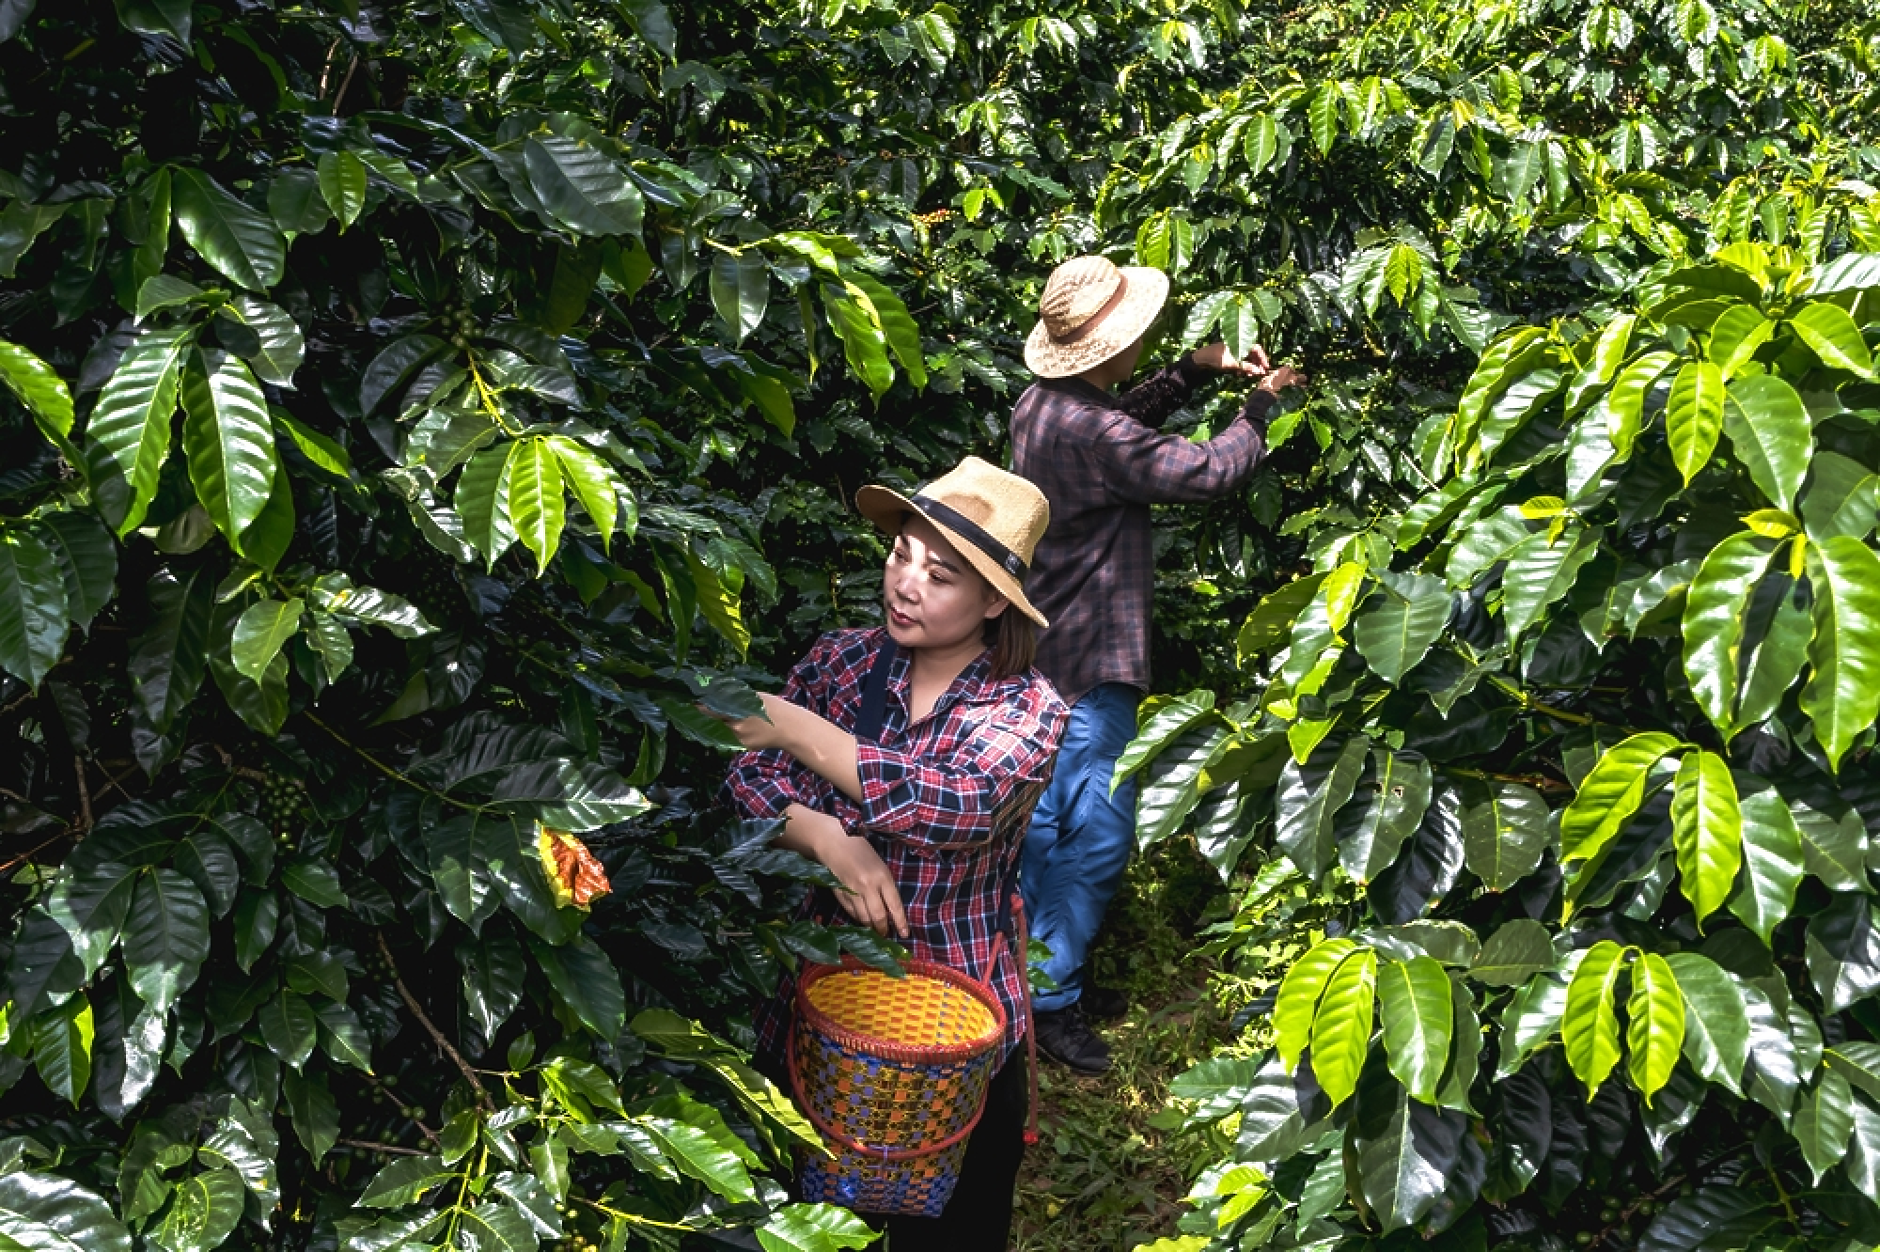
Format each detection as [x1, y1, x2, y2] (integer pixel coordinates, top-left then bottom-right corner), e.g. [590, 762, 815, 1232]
[1021, 683, 1141, 1014]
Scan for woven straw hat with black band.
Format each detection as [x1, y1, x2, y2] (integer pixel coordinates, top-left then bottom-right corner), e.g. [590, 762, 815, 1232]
[856, 457, 1052, 628]
[1023, 255, 1171, 379]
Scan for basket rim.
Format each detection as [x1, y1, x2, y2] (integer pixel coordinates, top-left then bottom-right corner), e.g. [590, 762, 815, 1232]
[796, 955, 1007, 1064]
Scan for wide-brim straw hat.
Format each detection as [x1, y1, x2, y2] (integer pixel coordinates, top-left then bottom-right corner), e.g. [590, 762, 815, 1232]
[1023, 255, 1171, 379]
[856, 456, 1051, 628]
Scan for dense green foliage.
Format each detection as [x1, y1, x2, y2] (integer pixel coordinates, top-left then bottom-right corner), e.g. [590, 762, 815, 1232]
[7, 0, 1880, 1248]
[1117, 3, 1880, 1249]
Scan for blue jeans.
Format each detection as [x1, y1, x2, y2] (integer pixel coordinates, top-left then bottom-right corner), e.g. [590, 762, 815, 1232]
[1021, 683, 1141, 1014]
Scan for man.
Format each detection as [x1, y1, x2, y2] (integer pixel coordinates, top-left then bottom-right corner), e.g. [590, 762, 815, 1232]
[1012, 254, 1305, 1075]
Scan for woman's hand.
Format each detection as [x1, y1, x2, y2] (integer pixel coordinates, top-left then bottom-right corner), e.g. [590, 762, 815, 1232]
[1189, 341, 1270, 377]
[711, 692, 785, 752]
[817, 828, 911, 940]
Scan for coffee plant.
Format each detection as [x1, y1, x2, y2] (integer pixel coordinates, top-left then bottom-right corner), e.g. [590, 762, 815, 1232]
[1120, 1, 1880, 1247]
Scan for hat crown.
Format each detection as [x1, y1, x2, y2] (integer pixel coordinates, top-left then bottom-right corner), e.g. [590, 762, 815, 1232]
[917, 456, 1049, 568]
[1038, 256, 1124, 342]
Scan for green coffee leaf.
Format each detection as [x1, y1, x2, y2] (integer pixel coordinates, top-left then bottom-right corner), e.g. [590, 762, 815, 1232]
[1669, 751, 1741, 926]
[1310, 947, 1377, 1108]
[1625, 952, 1683, 1106]
[1562, 940, 1625, 1097]
[1378, 955, 1452, 1102]
[1802, 535, 1880, 768]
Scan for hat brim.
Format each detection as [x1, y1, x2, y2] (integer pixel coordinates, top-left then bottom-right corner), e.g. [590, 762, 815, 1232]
[1023, 266, 1171, 379]
[856, 485, 1050, 629]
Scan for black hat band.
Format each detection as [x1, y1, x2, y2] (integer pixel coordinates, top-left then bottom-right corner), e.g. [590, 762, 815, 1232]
[911, 495, 1028, 585]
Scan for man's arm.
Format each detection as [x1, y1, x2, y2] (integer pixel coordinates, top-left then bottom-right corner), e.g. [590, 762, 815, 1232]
[1116, 343, 1269, 428]
[1100, 366, 1304, 506]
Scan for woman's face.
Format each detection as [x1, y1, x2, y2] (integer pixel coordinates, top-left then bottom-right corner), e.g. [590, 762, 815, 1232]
[883, 514, 1010, 651]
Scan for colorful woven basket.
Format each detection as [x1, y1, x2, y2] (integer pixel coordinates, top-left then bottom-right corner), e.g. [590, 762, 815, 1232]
[790, 956, 1008, 1217]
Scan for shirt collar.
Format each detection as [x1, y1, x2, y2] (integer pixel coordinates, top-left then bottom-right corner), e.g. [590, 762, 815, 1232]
[882, 638, 998, 728]
[1039, 375, 1120, 408]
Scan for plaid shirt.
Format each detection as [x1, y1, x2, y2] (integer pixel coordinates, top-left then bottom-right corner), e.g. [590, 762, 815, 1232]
[1010, 364, 1272, 706]
[725, 627, 1070, 1053]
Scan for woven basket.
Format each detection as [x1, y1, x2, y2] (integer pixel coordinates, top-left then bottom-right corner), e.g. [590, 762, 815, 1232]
[790, 956, 1007, 1217]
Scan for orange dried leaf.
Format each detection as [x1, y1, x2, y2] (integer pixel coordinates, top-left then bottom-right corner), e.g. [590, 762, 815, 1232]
[536, 825, 611, 909]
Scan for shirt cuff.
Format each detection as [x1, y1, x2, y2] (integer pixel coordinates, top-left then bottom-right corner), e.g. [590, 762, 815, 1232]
[854, 742, 919, 833]
[1240, 389, 1277, 432]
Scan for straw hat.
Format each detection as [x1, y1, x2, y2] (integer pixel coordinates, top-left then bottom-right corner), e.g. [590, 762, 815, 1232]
[1023, 255, 1171, 379]
[856, 456, 1051, 627]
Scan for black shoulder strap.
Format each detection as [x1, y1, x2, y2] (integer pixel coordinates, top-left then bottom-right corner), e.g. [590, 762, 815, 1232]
[853, 638, 899, 743]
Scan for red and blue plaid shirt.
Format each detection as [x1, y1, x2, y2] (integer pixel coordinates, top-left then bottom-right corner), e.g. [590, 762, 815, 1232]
[724, 626, 1070, 1053]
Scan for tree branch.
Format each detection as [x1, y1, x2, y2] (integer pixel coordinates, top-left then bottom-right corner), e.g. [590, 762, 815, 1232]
[375, 931, 492, 1111]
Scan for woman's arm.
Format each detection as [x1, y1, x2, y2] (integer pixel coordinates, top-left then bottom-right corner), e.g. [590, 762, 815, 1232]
[775, 803, 908, 939]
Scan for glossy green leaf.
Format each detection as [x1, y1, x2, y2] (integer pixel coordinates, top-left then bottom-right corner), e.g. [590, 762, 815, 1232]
[756, 1204, 878, 1252]
[35, 512, 116, 634]
[0, 525, 69, 690]
[1274, 734, 1370, 882]
[230, 597, 303, 684]
[316, 150, 368, 230]
[0, 1172, 133, 1252]
[1352, 571, 1449, 682]
[1669, 751, 1741, 926]
[1681, 531, 1779, 738]
[1625, 952, 1683, 1106]
[1336, 748, 1432, 884]
[258, 990, 316, 1069]
[846, 272, 927, 389]
[456, 444, 517, 568]
[1470, 919, 1555, 987]
[32, 992, 94, 1105]
[525, 135, 644, 237]
[1730, 789, 1803, 945]
[546, 435, 618, 554]
[1379, 955, 1452, 1102]
[0, 337, 74, 442]
[171, 168, 286, 291]
[1309, 947, 1377, 1108]
[1795, 1071, 1855, 1183]
[87, 324, 192, 534]
[1807, 892, 1880, 1015]
[1665, 359, 1725, 485]
[282, 1067, 338, 1165]
[1663, 952, 1748, 1097]
[1237, 573, 1326, 663]
[1607, 349, 1677, 459]
[1801, 535, 1880, 769]
[1459, 779, 1550, 893]
[1113, 690, 1216, 791]
[1274, 938, 1358, 1072]
[1501, 525, 1598, 643]
[358, 1155, 456, 1208]
[1706, 304, 1773, 378]
[821, 281, 894, 401]
[1722, 374, 1811, 512]
[1354, 1081, 1465, 1233]
[1562, 939, 1625, 1097]
[123, 868, 210, 1017]
[1789, 302, 1875, 376]
[181, 349, 278, 546]
[709, 250, 769, 344]
[224, 295, 305, 387]
[1559, 732, 1681, 868]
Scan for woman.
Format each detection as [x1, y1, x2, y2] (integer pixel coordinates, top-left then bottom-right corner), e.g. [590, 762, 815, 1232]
[720, 456, 1069, 1248]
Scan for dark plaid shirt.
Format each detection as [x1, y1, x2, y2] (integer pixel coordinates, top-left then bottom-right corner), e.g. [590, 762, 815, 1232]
[1010, 363, 1272, 706]
[725, 627, 1069, 1053]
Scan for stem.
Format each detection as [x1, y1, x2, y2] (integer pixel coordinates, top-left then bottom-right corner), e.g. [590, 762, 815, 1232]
[338, 1138, 430, 1157]
[302, 712, 486, 814]
[575, 1196, 696, 1232]
[375, 931, 494, 1112]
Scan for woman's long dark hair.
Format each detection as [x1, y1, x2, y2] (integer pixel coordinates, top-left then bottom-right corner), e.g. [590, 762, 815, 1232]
[984, 610, 1036, 679]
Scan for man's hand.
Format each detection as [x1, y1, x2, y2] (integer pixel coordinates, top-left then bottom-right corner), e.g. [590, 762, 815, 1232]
[1189, 341, 1270, 377]
[1258, 364, 1308, 395]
